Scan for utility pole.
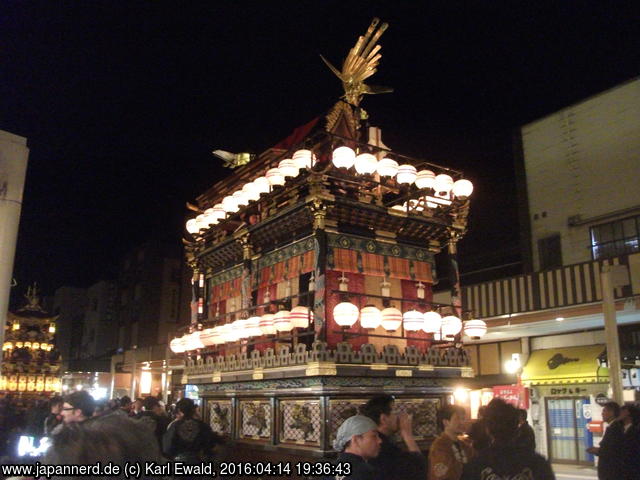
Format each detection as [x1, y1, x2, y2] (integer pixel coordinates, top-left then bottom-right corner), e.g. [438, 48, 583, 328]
[0, 130, 29, 371]
[601, 263, 629, 405]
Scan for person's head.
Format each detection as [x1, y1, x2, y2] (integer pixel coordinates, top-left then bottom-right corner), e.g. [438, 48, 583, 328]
[437, 404, 466, 437]
[175, 398, 196, 419]
[484, 398, 519, 445]
[61, 391, 95, 423]
[49, 396, 63, 415]
[133, 398, 144, 411]
[119, 396, 132, 410]
[477, 406, 488, 420]
[517, 408, 528, 425]
[361, 395, 398, 435]
[45, 415, 162, 479]
[143, 396, 163, 415]
[602, 402, 620, 423]
[620, 404, 640, 426]
[333, 415, 381, 460]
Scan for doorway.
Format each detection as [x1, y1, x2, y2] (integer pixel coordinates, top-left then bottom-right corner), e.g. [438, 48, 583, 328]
[545, 397, 592, 465]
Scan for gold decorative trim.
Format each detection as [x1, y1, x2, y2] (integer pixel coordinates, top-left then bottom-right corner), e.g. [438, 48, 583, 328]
[252, 368, 264, 380]
[305, 362, 338, 376]
[395, 369, 413, 377]
[370, 364, 388, 370]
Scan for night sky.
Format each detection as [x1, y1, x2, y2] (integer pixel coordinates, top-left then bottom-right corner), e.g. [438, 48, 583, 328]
[2, 2, 638, 300]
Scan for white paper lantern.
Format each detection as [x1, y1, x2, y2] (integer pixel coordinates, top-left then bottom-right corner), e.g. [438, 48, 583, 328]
[245, 316, 262, 337]
[203, 208, 219, 226]
[253, 176, 271, 194]
[274, 310, 293, 332]
[354, 153, 378, 175]
[199, 328, 221, 346]
[403, 310, 424, 331]
[415, 170, 436, 189]
[293, 149, 315, 169]
[211, 203, 226, 221]
[195, 214, 207, 230]
[441, 315, 462, 337]
[185, 331, 204, 350]
[422, 311, 442, 334]
[259, 314, 276, 335]
[397, 164, 417, 184]
[332, 146, 356, 169]
[186, 219, 199, 234]
[266, 168, 285, 186]
[463, 319, 487, 338]
[434, 174, 454, 194]
[170, 337, 186, 353]
[233, 190, 249, 208]
[220, 324, 234, 343]
[452, 179, 474, 198]
[290, 306, 313, 328]
[381, 307, 402, 331]
[243, 182, 260, 202]
[377, 157, 399, 177]
[278, 158, 299, 177]
[233, 319, 248, 339]
[333, 302, 359, 327]
[360, 305, 382, 329]
[222, 195, 239, 213]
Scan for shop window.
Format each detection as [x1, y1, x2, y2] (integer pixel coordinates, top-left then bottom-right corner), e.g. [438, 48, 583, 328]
[590, 215, 640, 260]
[538, 234, 562, 269]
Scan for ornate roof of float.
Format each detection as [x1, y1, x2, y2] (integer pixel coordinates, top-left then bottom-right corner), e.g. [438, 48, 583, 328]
[184, 18, 473, 271]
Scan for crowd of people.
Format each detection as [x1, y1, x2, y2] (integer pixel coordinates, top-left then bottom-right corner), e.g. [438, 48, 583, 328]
[1, 392, 639, 480]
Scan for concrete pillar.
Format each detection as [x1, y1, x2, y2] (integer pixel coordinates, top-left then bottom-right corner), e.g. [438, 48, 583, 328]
[0, 130, 29, 370]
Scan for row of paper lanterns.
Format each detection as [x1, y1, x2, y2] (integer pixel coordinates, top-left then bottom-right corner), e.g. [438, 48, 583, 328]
[170, 306, 314, 353]
[333, 302, 487, 338]
[186, 147, 473, 234]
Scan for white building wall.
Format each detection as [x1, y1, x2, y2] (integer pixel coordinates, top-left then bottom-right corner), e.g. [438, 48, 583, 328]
[521, 78, 640, 270]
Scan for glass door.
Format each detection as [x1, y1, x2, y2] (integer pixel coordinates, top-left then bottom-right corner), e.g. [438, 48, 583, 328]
[546, 396, 591, 465]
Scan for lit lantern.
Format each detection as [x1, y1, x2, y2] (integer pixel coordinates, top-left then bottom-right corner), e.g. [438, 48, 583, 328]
[12, 320, 20, 331]
[211, 203, 226, 221]
[259, 314, 276, 335]
[266, 168, 285, 186]
[403, 310, 424, 331]
[234, 319, 249, 339]
[332, 146, 356, 169]
[16, 342, 23, 348]
[222, 195, 239, 213]
[415, 170, 436, 189]
[233, 190, 249, 208]
[3, 342, 12, 351]
[274, 310, 293, 332]
[40, 343, 47, 350]
[199, 328, 221, 346]
[49, 323, 56, 334]
[170, 337, 186, 353]
[441, 315, 463, 337]
[380, 279, 391, 297]
[333, 302, 359, 327]
[253, 176, 271, 194]
[396, 164, 417, 184]
[185, 331, 204, 350]
[463, 319, 487, 339]
[377, 157, 399, 177]
[416, 281, 426, 299]
[278, 158, 299, 177]
[434, 174, 454, 194]
[354, 153, 378, 175]
[293, 149, 315, 169]
[245, 316, 262, 337]
[23, 342, 32, 349]
[360, 305, 382, 329]
[243, 182, 261, 202]
[219, 324, 233, 343]
[290, 306, 313, 329]
[422, 311, 442, 334]
[381, 307, 402, 331]
[452, 179, 474, 198]
[32, 342, 40, 350]
[195, 214, 208, 231]
[203, 208, 219, 226]
[186, 219, 199, 234]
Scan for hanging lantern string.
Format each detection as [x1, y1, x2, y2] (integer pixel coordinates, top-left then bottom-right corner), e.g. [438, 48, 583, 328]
[329, 289, 471, 315]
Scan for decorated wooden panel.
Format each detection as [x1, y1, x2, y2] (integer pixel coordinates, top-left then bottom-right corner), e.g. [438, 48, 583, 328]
[279, 399, 322, 446]
[238, 399, 272, 441]
[395, 398, 441, 439]
[207, 399, 232, 436]
[328, 399, 367, 444]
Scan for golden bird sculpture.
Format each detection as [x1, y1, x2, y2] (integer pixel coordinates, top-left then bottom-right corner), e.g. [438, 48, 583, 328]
[320, 18, 393, 107]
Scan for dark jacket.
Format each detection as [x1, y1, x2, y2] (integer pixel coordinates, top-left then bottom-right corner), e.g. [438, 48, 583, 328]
[137, 411, 170, 450]
[162, 417, 220, 461]
[597, 420, 626, 480]
[461, 445, 555, 480]
[468, 419, 491, 453]
[369, 432, 426, 480]
[621, 423, 640, 480]
[325, 452, 377, 480]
